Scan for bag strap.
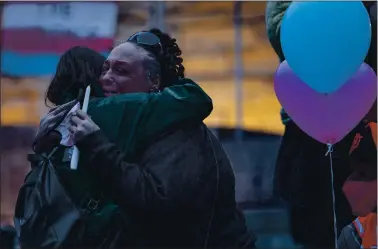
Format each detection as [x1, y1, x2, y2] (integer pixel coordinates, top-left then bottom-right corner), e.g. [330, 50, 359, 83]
[28, 146, 101, 215]
[28, 147, 60, 169]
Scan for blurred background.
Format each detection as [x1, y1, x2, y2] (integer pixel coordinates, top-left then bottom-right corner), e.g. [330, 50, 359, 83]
[0, 2, 293, 248]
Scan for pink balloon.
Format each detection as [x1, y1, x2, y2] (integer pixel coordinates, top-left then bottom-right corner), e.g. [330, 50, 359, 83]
[274, 61, 377, 144]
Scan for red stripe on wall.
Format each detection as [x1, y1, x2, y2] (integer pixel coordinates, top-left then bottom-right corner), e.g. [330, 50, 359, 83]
[1, 28, 114, 54]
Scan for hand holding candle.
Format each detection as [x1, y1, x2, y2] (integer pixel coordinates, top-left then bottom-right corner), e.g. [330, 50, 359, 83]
[70, 85, 91, 170]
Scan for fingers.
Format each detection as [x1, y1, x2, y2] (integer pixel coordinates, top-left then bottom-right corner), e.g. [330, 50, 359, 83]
[68, 118, 88, 141]
[44, 100, 78, 127]
[39, 110, 65, 131]
[75, 110, 88, 120]
[68, 124, 76, 135]
[70, 115, 83, 126]
[47, 111, 66, 123]
[49, 100, 77, 115]
[70, 114, 94, 132]
[48, 106, 59, 113]
[38, 101, 80, 140]
[68, 110, 99, 142]
[40, 111, 65, 130]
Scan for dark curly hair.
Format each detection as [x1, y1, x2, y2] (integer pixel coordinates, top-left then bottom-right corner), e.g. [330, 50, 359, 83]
[127, 28, 185, 88]
[45, 46, 106, 106]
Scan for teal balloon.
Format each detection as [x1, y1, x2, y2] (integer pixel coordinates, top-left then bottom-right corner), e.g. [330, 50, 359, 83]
[280, 2, 372, 94]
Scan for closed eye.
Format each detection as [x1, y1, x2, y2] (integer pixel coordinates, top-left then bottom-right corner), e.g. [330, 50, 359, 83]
[115, 68, 127, 74]
[101, 67, 109, 74]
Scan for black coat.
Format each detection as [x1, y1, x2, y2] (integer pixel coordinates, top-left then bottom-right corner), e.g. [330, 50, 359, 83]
[278, 122, 356, 245]
[274, 121, 355, 246]
[76, 123, 256, 248]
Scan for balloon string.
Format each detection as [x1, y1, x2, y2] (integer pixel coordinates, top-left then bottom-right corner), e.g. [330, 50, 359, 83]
[326, 143, 338, 249]
[325, 143, 333, 156]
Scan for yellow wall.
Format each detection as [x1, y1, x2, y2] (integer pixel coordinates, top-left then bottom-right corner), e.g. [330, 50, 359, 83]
[1, 77, 49, 126]
[200, 79, 284, 135]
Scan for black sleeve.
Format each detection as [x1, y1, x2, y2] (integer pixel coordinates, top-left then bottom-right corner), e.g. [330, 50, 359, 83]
[76, 127, 206, 212]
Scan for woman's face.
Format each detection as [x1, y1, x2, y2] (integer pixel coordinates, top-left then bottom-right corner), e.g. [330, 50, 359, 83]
[100, 42, 150, 97]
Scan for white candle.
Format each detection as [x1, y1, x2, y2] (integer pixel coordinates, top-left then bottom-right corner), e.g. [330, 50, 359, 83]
[82, 85, 91, 113]
[70, 85, 91, 170]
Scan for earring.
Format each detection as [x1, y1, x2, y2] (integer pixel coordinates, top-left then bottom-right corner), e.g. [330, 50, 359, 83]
[154, 87, 161, 93]
[149, 86, 160, 93]
[156, 81, 161, 92]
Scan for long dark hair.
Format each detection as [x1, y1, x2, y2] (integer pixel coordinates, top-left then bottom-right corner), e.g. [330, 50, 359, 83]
[45, 46, 106, 106]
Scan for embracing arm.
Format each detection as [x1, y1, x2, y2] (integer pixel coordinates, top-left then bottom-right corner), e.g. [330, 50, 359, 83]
[76, 125, 206, 211]
[137, 78, 213, 140]
[88, 79, 212, 153]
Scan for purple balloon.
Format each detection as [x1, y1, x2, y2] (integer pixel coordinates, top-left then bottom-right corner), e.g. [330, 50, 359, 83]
[275, 61, 377, 144]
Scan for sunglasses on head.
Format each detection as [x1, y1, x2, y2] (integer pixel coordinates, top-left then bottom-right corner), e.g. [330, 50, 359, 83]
[127, 32, 163, 55]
